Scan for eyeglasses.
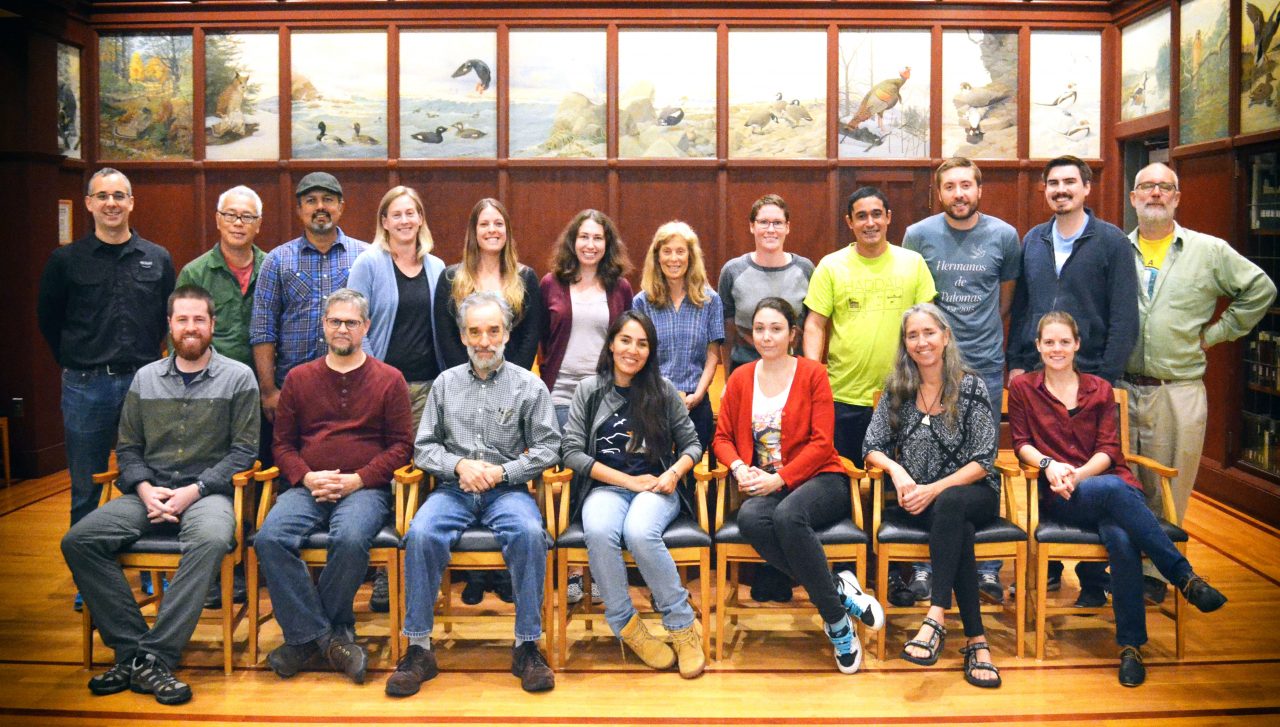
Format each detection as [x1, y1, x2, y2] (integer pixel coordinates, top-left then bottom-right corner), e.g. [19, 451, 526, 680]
[754, 220, 787, 229]
[217, 210, 261, 224]
[89, 192, 131, 202]
[324, 317, 362, 330]
[1135, 182, 1178, 193]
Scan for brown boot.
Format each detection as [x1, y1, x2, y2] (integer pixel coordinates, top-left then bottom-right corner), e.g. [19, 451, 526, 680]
[668, 622, 706, 679]
[619, 613, 675, 670]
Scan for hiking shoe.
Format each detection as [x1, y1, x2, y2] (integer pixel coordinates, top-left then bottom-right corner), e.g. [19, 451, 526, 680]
[823, 616, 862, 674]
[1118, 646, 1145, 687]
[461, 576, 486, 605]
[1181, 574, 1227, 613]
[370, 570, 390, 613]
[385, 645, 438, 697]
[129, 653, 192, 705]
[1074, 586, 1108, 608]
[836, 570, 884, 630]
[887, 571, 915, 607]
[908, 568, 932, 602]
[326, 638, 369, 684]
[511, 641, 555, 692]
[267, 640, 318, 679]
[1143, 576, 1168, 605]
[978, 571, 1005, 605]
[87, 660, 133, 696]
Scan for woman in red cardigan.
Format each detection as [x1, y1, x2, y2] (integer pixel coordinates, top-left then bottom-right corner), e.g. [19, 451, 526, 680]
[713, 297, 884, 674]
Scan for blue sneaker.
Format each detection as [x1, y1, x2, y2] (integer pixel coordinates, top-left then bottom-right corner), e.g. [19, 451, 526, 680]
[74, 592, 83, 612]
[836, 571, 885, 631]
[823, 616, 862, 674]
[140, 574, 169, 596]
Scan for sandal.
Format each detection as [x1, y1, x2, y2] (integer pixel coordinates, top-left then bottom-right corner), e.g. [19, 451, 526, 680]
[900, 616, 946, 666]
[960, 641, 1001, 688]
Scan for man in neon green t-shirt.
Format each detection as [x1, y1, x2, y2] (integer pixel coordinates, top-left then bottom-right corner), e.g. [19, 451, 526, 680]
[803, 187, 937, 464]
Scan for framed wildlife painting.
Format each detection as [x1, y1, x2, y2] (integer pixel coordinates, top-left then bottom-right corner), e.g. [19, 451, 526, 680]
[98, 34, 194, 160]
[1029, 31, 1101, 159]
[838, 29, 930, 159]
[1179, 0, 1230, 145]
[290, 31, 387, 159]
[400, 30, 497, 159]
[1120, 9, 1171, 122]
[1241, 0, 1280, 135]
[57, 43, 81, 159]
[617, 30, 716, 159]
[205, 32, 279, 161]
[727, 30, 827, 159]
[941, 30, 1018, 159]
[509, 30, 607, 159]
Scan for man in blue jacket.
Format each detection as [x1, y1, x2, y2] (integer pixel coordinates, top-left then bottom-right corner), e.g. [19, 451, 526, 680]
[1007, 155, 1138, 606]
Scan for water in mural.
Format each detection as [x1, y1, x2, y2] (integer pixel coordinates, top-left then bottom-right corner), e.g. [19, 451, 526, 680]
[291, 32, 387, 160]
[400, 31, 497, 158]
[509, 31, 607, 159]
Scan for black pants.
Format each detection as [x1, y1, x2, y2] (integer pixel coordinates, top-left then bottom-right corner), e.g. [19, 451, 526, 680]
[833, 403, 873, 467]
[689, 396, 715, 467]
[905, 484, 999, 638]
[737, 472, 851, 624]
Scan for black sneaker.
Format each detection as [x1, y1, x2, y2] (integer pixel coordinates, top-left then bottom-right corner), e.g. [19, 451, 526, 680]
[511, 642, 555, 692]
[267, 640, 318, 679]
[887, 571, 915, 607]
[203, 579, 223, 610]
[1118, 646, 1145, 687]
[492, 572, 514, 604]
[88, 660, 134, 696]
[978, 572, 1005, 604]
[326, 638, 369, 684]
[908, 568, 932, 602]
[1143, 576, 1168, 605]
[385, 645, 439, 697]
[461, 576, 486, 606]
[1180, 574, 1227, 613]
[129, 653, 192, 705]
[370, 570, 391, 613]
[1074, 586, 1108, 608]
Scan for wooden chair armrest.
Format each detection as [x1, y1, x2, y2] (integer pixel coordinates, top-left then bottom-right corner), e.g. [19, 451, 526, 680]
[253, 466, 281, 528]
[230, 463, 259, 550]
[868, 467, 884, 544]
[839, 456, 867, 480]
[555, 470, 575, 538]
[1127, 454, 1178, 479]
[839, 458, 866, 530]
[694, 472, 711, 533]
[996, 464, 1021, 524]
[94, 469, 120, 506]
[994, 461, 1023, 478]
[695, 461, 731, 532]
[394, 465, 423, 535]
[1126, 455, 1179, 521]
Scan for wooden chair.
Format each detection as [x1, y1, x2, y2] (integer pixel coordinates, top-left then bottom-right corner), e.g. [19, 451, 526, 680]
[698, 457, 870, 661]
[245, 464, 408, 665]
[0, 416, 10, 486]
[1007, 386, 1187, 660]
[82, 463, 258, 675]
[394, 466, 558, 665]
[553, 467, 713, 668]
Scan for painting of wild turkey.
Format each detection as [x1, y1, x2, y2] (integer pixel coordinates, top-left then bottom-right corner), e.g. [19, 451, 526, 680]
[838, 30, 930, 159]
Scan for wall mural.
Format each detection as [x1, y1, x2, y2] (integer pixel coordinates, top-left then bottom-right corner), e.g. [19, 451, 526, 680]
[838, 29, 931, 159]
[57, 43, 81, 159]
[942, 30, 1018, 159]
[1030, 31, 1101, 159]
[98, 34, 194, 160]
[1242, 0, 1280, 135]
[205, 32, 279, 160]
[1120, 9, 1171, 121]
[509, 30, 607, 158]
[618, 30, 716, 159]
[400, 30, 497, 159]
[728, 30, 827, 159]
[290, 31, 387, 159]
[1180, 0, 1230, 145]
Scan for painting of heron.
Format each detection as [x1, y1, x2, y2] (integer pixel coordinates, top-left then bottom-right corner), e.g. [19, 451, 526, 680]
[1180, 0, 1230, 145]
[1120, 9, 1171, 122]
[1029, 31, 1101, 159]
[727, 30, 826, 159]
[617, 30, 716, 159]
[838, 29, 930, 159]
[942, 30, 1018, 159]
[400, 31, 496, 159]
[290, 31, 387, 160]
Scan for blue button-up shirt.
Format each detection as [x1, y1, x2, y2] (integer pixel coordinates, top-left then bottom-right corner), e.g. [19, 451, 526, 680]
[249, 229, 368, 386]
[633, 288, 725, 393]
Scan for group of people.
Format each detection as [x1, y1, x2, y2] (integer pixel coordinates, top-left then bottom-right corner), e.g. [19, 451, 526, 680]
[39, 151, 1271, 705]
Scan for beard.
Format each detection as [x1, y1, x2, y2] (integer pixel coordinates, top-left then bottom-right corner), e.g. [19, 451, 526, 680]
[307, 213, 336, 235]
[943, 199, 979, 222]
[1136, 203, 1173, 225]
[174, 333, 212, 361]
[467, 342, 506, 374]
[328, 338, 356, 356]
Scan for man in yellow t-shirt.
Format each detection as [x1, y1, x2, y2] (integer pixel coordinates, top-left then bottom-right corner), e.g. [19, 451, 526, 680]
[803, 187, 937, 464]
[1136, 230, 1174, 298]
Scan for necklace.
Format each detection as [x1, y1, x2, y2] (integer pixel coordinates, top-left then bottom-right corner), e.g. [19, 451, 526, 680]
[918, 384, 943, 426]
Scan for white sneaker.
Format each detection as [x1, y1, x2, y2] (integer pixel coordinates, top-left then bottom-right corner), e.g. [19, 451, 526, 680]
[566, 574, 584, 605]
[590, 580, 603, 605]
[823, 617, 863, 674]
[836, 570, 885, 631]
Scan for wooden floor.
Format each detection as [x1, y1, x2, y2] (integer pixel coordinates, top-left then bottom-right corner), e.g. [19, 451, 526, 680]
[0, 471, 1277, 725]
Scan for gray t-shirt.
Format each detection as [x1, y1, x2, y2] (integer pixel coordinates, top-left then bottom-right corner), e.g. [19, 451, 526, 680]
[551, 287, 609, 407]
[717, 252, 815, 367]
[902, 213, 1021, 372]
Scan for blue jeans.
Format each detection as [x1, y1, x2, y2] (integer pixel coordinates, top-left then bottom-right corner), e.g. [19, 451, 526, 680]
[254, 486, 393, 646]
[62, 368, 135, 526]
[402, 485, 548, 642]
[1041, 474, 1193, 647]
[582, 485, 694, 635]
[554, 405, 570, 433]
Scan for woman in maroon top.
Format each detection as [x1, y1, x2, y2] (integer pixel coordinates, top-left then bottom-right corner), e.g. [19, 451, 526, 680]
[1007, 311, 1226, 687]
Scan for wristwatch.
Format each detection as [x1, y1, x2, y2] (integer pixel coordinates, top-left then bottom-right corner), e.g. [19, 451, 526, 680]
[1038, 457, 1054, 469]
[194, 480, 208, 497]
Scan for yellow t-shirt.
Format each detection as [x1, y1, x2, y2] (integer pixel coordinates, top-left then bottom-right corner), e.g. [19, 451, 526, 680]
[1137, 232, 1174, 297]
[804, 244, 937, 406]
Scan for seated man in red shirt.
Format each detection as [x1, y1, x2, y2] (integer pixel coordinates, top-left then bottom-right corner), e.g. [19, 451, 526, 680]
[254, 288, 413, 684]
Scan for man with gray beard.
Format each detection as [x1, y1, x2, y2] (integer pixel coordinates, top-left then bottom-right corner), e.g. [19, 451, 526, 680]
[1122, 162, 1274, 603]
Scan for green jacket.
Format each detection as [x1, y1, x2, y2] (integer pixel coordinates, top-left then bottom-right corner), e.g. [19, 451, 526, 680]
[175, 244, 265, 368]
[1126, 223, 1275, 380]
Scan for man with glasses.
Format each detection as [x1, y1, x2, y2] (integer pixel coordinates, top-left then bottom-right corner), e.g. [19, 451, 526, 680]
[254, 288, 413, 685]
[1122, 162, 1274, 603]
[38, 168, 175, 573]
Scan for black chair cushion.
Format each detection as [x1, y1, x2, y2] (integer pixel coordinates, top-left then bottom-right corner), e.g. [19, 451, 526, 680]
[877, 507, 1027, 544]
[1036, 517, 1187, 545]
[245, 523, 401, 550]
[556, 513, 711, 549]
[714, 510, 869, 546]
[455, 525, 554, 552]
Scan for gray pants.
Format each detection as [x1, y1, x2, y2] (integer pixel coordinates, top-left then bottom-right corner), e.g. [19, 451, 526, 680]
[61, 492, 234, 670]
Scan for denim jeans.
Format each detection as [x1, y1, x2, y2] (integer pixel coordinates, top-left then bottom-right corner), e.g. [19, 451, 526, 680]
[254, 486, 393, 646]
[402, 485, 548, 642]
[582, 485, 694, 635]
[62, 368, 136, 526]
[1041, 474, 1193, 647]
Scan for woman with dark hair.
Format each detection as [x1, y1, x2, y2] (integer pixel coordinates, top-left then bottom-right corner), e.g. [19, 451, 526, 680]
[1008, 311, 1226, 687]
[560, 310, 705, 678]
[713, 297, 884, 675]
[863, 302, 1001, 688]
[434, 198, 543, 369]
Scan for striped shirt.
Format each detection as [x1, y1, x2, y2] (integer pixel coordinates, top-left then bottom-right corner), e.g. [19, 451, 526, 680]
[249, 230, 368, 386]
[633, 288, 725, 393]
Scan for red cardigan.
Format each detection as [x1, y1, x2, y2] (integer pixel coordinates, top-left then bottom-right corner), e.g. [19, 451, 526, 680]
[538, 272, 634, 391]
[713, 356, 845, 489]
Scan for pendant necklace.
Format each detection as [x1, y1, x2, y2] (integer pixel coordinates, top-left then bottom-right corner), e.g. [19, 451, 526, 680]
[919, 385, 943, 426]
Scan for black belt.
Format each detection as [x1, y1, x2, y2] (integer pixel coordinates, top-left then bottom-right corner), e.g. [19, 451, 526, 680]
[68, 363, 140, 376]
[1123, 373, 1171, 387]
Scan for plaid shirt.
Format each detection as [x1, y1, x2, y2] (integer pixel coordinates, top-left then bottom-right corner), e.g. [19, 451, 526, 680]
[415, 361, 561, 487]
[249, 230, 367, 386]
[633, 288, 725, 392]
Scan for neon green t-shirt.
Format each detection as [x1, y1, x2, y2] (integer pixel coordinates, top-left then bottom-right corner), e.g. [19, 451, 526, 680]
[804, 244, 937, 406]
